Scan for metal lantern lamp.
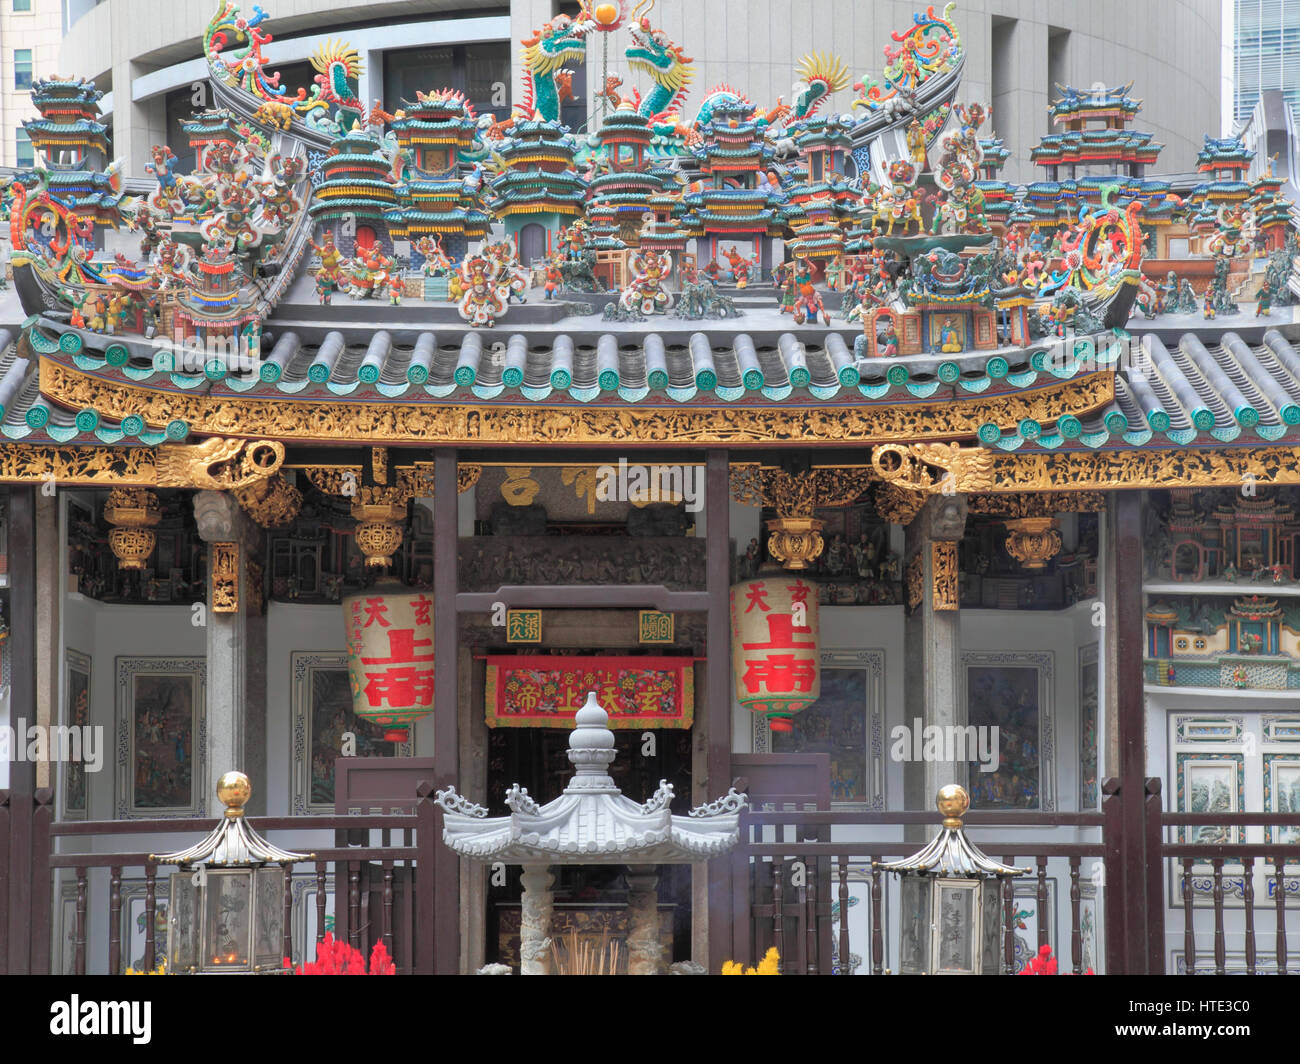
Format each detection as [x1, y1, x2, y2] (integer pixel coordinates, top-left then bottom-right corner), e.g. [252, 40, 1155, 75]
[878, 784, 1028, 975]
[151, 771, 312, 974]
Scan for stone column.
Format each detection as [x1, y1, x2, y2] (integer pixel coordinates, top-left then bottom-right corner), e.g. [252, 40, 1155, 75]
[193, 491, 267, 816]
[626, 865, 662, 975]
[518, 864, 554, 976]
[902, 495, 967, 824]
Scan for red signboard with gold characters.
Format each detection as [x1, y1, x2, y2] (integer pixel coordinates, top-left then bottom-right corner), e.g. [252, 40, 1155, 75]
[485, 656, 694, 729]
[343, 586, 435, 742]
[730, 575, 821, 732]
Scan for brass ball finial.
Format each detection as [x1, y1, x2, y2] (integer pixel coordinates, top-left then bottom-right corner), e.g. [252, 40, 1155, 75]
[936, 783, 969, 829]
[217, 771, 251, 818]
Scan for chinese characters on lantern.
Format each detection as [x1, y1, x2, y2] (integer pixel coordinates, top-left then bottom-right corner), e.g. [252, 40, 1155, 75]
[730, 576, 821, 732]
[343, 589, 435, 742]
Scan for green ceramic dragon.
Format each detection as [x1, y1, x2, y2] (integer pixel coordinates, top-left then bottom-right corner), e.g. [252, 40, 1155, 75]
[520, 13, 592, 123]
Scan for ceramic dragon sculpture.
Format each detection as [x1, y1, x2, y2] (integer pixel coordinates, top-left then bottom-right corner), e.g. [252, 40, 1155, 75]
[622, 0, 694, 122]
[205, 2, 364, 134]
[851, 3, 962, 116]
[520, 12, 593, 123]
[622, 4, 845, 142]
[788, 52, 851, 121]
[305, 39, 365, 132]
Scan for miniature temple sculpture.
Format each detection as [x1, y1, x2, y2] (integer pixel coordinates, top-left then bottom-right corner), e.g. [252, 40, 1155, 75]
[436, 691, 746, 974]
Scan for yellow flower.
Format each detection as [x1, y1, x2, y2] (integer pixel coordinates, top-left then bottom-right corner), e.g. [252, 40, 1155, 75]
[721, 948, 779, 975]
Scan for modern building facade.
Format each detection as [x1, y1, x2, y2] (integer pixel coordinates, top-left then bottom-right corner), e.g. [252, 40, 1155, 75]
[1233, 0, 1300, 127]
[2, 0, 63, 167]
[55, 0, 1221, 183]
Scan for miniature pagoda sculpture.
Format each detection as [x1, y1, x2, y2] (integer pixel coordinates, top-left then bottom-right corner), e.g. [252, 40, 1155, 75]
[880, 784, 1028, 975]
[436, 691, 746, 974]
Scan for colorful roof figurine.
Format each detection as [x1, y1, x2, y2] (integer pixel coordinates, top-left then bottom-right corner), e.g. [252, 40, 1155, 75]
[583, 201, 628, 251]
[1186, 135, 1255, 231]
[385, 91, 490, 251]
[978, 136, 1011, 178]
[681, 99, 785, 239]
[13, 77, 124, 240]
[636, 163, 691, 251]
[587, 104, 666, 242]
[486, 119, 587, 220]
[388, 89, 480, 168]
[22, 77, 111, 166]
[308, 129, 400, 236]
[1030, 83, 1163, 180]
[1049, 81, 1144, 126]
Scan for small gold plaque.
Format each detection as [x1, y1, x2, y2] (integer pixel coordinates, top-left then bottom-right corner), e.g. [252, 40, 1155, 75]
[638, 610, 674, 644]
[506, 608, 542, 643]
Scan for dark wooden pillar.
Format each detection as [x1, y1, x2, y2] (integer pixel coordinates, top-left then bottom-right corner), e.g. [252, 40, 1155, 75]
[6, 486, 36, 974]
[705, 450, 732, 970]
[432, 450, 459, 973]
[1111, 489, 1149, 973]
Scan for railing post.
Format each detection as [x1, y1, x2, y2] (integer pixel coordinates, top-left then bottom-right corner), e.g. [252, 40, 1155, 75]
[30, 788, 53, 974]
[1102, 777, 1127, 974]
[1143, 778, 1165, 974]
[414, 782, 437, 975]
[0, 790, 8, 973]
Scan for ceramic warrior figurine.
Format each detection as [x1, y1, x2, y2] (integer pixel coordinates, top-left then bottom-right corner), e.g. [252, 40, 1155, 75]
[457, 254, 507, 327]
[619, 249, 674, 315]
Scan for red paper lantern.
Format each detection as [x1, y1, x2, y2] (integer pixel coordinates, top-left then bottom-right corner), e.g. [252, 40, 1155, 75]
[730, 575, 820, 732]
[343, 585, 435, 742]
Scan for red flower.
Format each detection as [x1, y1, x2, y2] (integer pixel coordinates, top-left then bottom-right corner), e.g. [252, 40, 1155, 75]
[292, 932, 396, 974]
[1018, 943, 1093, 974]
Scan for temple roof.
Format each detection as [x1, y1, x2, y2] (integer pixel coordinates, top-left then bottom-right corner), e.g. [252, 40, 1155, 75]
[981, 329, 1300, 451]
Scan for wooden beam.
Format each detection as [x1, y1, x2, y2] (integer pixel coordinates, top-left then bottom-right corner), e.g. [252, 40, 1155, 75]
[432, 450, 459, 974]
[455, 587, 710, 613]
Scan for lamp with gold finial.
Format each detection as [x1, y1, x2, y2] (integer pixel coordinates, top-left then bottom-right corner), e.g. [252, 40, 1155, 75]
[151, 771, 313, 974]
[877, 784, 1029, 974]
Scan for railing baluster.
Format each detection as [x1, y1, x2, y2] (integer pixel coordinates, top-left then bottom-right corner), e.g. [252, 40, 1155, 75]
[1036, 856, 1049, 951]
[837, 863, 850, 976]
[870, 862, 883, 976]
[805, 855, 817, 975]
[1212, 858, 1226, 976]
[1182, 857, 1196, 976]
[1068, 856, 1082, 975]
[348, 860, 361, 950]
[144, 865, 157, 973]
[108, 867, 122, 975]
[282, 864, 294, 967]
[315, 861, 327, 947]
[1275, 859, 1288, 976]
[1243, 856, 1255, 975]
[772, 862, 784, 975]
[382, 860, 394, 956]
[1002, 854, 1015, 974]
[74, 868, 87, 977]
